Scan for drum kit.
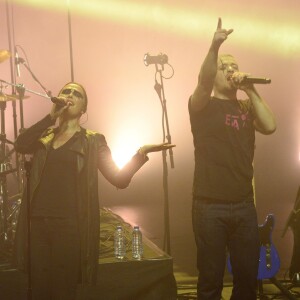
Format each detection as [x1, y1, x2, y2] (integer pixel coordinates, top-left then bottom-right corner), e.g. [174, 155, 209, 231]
[0, 49, 26, 261]
[0, 46, 53, 266]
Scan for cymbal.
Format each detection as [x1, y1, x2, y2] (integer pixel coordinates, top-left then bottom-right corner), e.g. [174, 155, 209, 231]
[0, 50, 11, 63]
[0, 93, 30, 102]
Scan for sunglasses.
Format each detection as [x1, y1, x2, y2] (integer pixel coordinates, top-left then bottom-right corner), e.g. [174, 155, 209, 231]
[60, 88, 83, 99]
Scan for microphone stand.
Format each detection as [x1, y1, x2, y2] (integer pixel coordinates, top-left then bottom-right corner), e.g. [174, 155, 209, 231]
[282, 187, 300, 238]
[16, 58, 52, 97]
[0, 1, 19, 258]
[5, 0, 24, 195]
[24, 158, 32, 300]
[0, 80, 50, 101]
[152, 63, 174, 255]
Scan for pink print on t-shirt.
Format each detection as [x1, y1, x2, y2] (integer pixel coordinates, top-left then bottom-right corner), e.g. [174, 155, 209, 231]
[225, 110, 251, 130]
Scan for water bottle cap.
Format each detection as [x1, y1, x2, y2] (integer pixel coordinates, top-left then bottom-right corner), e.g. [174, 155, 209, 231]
[134, 226, 139, 229]
[116, 225, 122, 229]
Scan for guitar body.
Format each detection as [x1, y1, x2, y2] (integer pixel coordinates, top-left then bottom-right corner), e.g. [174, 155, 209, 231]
[227, 214, 280, 280]
[257, 214, 280, 279]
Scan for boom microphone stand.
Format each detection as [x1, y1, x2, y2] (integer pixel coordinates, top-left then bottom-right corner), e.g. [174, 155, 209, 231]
[144, 53, 174, 255]
[24, 158, 32, 300]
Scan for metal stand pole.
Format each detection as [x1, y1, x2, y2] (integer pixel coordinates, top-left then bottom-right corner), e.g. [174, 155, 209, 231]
[24, 158, 32, 300]
[150, 62, 174, 255]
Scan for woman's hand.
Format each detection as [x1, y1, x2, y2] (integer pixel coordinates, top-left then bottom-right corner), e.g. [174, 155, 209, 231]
[49, 99, 71, 121]
[138, 143, 175, 155]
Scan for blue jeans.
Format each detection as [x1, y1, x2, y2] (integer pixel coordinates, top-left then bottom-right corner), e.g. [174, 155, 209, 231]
[192, 198, 260, 300]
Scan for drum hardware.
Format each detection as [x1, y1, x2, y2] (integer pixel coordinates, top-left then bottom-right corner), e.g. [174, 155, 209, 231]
[0, 191, 21, 244]
[0, 152, 17, 248]
[0, 80, 49, 260]
[0, 167, 17, 176]
[0, 45, 51, 275]
[0, 50, 11, 63]
[0, 92, 30, 102]
[0, 79, 25, 254]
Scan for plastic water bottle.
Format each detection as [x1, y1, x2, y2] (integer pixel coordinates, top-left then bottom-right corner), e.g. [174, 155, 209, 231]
[114, 225, 126, 259]
[132, 226, 143, 260]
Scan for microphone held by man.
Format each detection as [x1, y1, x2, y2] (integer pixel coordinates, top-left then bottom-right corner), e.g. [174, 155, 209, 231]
[228, 74, 271, 84]
[241, 76, 271, 84]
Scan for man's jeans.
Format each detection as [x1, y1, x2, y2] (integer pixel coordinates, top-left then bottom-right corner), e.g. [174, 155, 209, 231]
[192, 198, 260, 300]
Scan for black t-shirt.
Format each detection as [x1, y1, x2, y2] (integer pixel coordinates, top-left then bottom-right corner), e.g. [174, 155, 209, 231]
[189, 97, 255, 202]
[31, 133, 79, 218]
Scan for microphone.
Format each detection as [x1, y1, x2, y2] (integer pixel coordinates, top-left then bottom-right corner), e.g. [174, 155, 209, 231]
[50, 97, 66, 106]
[144, 53, 168, 66]
[242, 77, 271, 84]
[14, 47, 21, 77]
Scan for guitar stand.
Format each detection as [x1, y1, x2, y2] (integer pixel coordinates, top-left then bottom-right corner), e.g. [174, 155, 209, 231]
[258, 277, 298, 300]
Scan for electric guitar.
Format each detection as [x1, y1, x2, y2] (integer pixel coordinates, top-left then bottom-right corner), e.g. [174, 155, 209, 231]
[227, 214, 280, 280]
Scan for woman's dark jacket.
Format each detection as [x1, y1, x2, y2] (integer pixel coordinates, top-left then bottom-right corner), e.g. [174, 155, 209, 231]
[13, 115, 148, 284]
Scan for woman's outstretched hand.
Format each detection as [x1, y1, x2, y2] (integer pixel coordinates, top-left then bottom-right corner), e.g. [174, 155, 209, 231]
[138, 143, 175, 155]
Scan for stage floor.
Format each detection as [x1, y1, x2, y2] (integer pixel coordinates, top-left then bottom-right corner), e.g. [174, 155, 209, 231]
[175, 272, 300, 300]
[0, 236, 177, 300]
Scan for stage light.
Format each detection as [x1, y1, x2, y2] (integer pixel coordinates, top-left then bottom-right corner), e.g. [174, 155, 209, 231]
[111, 135, 141, 169]
[12, 0, 300, 58]
[112, 147, 136, 170]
